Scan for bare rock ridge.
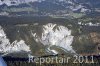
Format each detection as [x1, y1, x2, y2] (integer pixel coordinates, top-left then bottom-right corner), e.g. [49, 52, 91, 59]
[0, 26, 31, 56]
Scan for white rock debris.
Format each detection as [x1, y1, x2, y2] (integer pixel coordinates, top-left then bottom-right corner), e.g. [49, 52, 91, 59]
[78, 22, 100, 26]
[33, 23, 75, 54]
[0, 26, 30, 55]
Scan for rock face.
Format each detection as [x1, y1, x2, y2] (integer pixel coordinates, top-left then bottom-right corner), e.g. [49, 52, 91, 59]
[0, 26, 31, 56]
[0, 22, 99, 57]
[0, 23, 76, 56]
[90, 32, 100, 55]
[33, 23, 75, 54]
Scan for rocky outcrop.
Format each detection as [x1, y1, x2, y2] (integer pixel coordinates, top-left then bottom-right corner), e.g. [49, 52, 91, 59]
[90, 32, 100, 55]
[0, 26, 31, 56]
[32, 23, 75, 54]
